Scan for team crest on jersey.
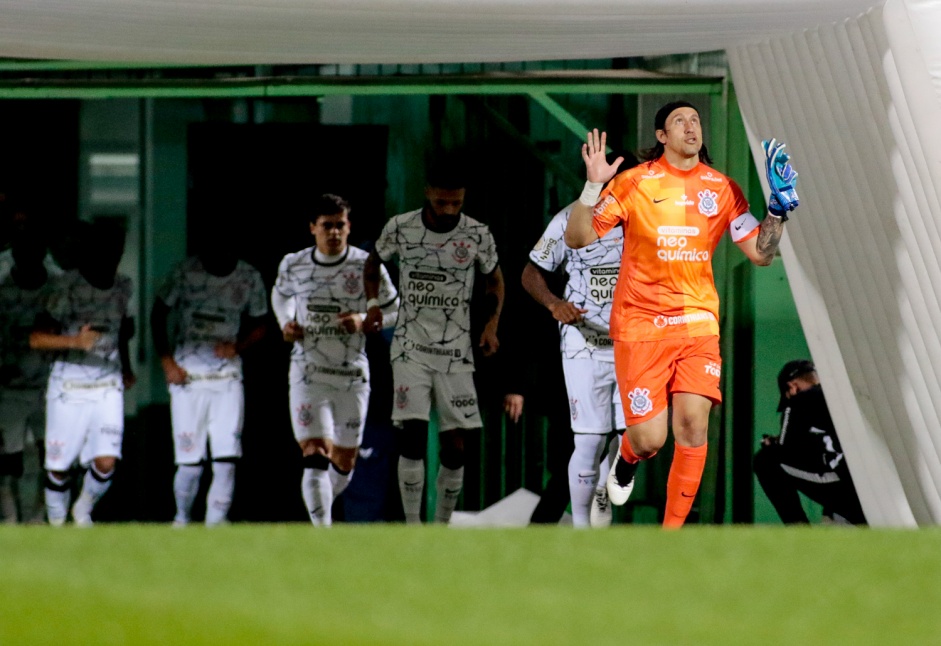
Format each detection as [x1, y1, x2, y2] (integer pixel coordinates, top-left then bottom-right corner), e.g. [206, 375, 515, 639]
[628, 388, 653, 416]
[177, 432, 195, 452]
[395, 385, 409, 409]
[297, 404, 313, 427]
[451, 241, 472, 264]
[569, 397, 578, 420]
[343, 271, 360, 295]
[698, 190, 719, 217]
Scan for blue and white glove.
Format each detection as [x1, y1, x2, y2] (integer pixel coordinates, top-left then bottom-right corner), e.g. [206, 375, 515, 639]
[762, 138, 799, 219]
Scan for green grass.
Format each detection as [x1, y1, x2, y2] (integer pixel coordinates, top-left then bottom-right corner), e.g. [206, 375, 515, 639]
[1, 524, 939, 645]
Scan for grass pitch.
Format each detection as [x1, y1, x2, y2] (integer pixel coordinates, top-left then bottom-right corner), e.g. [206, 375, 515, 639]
[1, 524, 939, 645]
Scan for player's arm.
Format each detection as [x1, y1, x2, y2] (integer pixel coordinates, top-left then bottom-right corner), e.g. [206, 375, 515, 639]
[150, 298, 188, 385]
[363, 248, 386, 331]
[479, 265, 504, 357]
[736, 215, 785, 266]
[271, 286, 303, 343]
[119, 315, 136, 388]
[565, 129, 623, 249]
[29, 313, 100, 352]
[521, 262, 587, 324]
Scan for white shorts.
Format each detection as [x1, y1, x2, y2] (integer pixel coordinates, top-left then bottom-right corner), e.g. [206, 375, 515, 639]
[0, 389, 45, 455]
[169, 381, 244, 464]
[391, 361, 482, 431]
[289, 382, 368, 449]
[44, 388, 124, 471]
[562, 357, 625, 434]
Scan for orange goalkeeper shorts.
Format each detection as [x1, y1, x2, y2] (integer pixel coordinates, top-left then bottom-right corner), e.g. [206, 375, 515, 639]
[613, 335, 722, 426]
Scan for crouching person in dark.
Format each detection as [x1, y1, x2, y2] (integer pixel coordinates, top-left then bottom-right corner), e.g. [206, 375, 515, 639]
[754, 360, 866, 526]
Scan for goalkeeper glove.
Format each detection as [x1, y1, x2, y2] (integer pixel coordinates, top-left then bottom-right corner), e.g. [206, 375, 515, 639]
[762, 138, 799, 219]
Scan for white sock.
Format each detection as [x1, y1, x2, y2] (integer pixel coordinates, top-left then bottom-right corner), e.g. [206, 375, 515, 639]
[598, 434, 621, 490]
[302, 467, 333, 527]
[568, 434, 607, 528]
[434, 465, 464, 524]
[398, 457, 425, 524]
[173, 464, 203, 524]
[0, 475, 19, 524]
[205, 461, 235, 526]
[329, 464, 353, 499]
[78, 464, 114, 506]
[45, 472, 71, 526]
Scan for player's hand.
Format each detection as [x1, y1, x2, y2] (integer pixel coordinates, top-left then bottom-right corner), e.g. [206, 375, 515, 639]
[363, 307, 383, 334]
[479, 321, 499, 357]
[549, 301, 588, 324]
[504, 394, 524, 424]
[582, 129, 623, 184]
[762, 139, 799, 217]
[282, 321, 305, 343]
[160, 357, 189, 385]
[123, 370, 137, 390]
[338, 312, 364, 334]
[214, 341, 238, 359]
[73, 324, 101, 352]
[761, 434, 780, 447]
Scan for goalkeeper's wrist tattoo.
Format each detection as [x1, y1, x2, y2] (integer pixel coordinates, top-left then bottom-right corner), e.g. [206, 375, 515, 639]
[756, 215, 785, 265]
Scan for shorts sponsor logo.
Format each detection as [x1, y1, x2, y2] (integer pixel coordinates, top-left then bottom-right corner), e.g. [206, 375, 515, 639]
[100, 425, 121, 437]
[705, 361, 721, 378]
[297, 404, 313, 427]
[653, 312, 716, 329]
[628, 388, 653, 416]
[450, 395, 477, 408]
[346, 417, 362, 429]
[178, 432, 195, 452]
[451, 241, 472, 264]
[343, 271, 361, 295]
[395, 386, 409, 409]
[569, 397, 578, 420]
[698, 189, 719, 217]
[47, 439, 64, 460]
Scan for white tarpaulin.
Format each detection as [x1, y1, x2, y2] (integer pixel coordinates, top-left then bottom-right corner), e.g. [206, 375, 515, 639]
[7, 0, 941, 527]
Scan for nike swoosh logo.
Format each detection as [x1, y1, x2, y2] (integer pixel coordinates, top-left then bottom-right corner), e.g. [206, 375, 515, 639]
[653, 198, 667, 204]
[734, 222, 744, 230]
[463, 411, 477, 419]
[403, 480, 422, 487]
[444, 488, 462, 495]
[680, 492, 696, 498]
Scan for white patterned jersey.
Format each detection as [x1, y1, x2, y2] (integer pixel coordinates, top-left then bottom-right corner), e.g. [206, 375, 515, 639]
[375, 209, 499, 373]
[156, 257, 268, 386]
[529, 203, 623, 361]
[44, 270, 132, 397]
[273, 246, 398, 390]
[0, 270, 60, 389]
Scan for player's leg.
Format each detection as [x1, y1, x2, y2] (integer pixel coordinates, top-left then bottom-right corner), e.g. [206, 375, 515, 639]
[26, 396, 47, 523]
[662, 336, 722, 529]
[205, 383, 244, 527]
[391, 362, 433, 524]
[431, 371, 481, 524]
[329, 385, 369, 503]
[43, 395, 87, 526]
[71, 390, 124, 527]
[290, 383, 335, 527]
[0, 394, 27, 523]
[0, 452, 24, 524]
[169, 386, 209, 526]
[591, 372, 623, 527]
[608, 340, 672, 505]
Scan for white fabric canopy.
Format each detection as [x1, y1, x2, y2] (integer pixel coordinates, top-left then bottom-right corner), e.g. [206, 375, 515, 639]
[9, 0, 941, 528]
[0, 1, 877, 65]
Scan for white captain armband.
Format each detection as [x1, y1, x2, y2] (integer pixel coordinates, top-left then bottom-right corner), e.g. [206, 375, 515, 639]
[729, 212, 760, 242]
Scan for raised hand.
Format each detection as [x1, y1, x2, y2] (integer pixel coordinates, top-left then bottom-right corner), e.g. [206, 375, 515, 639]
[582, 129, 624, 185]
[549, 301, 588, 324]
[762, 139, 799, 217]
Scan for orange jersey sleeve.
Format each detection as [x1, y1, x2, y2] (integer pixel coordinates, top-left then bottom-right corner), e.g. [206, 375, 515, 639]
[593, 159, 751, 342]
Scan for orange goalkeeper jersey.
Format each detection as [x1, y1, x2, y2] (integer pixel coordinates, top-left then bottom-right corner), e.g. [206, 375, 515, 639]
[592, 157, 758, 342]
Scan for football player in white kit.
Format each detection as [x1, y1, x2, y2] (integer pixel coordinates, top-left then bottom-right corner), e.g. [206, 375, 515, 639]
[522, 152, 637, 528]
[30, 221, 135, 527]
[271, 194, 399, 526]
[364, 161, 504, 524]
[151, 226, 268, 527]
[0, 229, 60, 523]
